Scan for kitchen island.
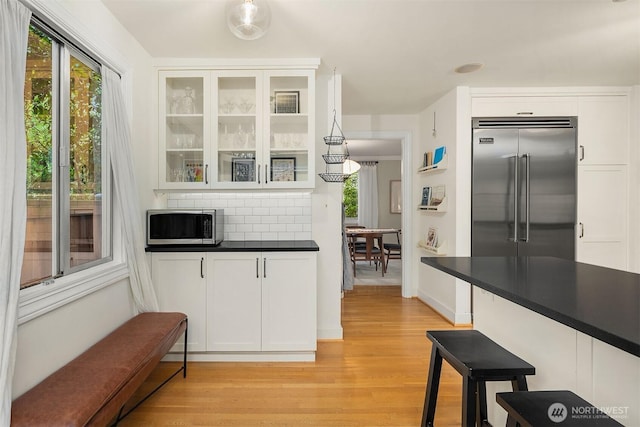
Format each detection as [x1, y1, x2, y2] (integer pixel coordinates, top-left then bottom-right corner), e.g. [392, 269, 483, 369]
[421, 256, 639, 426]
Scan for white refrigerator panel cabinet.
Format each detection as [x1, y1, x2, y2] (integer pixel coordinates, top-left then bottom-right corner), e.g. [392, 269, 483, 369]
[577, 96, 629, 165]
[577, 165, 629, 270]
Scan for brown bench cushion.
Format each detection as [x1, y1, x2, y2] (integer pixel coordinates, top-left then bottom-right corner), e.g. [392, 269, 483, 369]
[11, 312, 187, 427]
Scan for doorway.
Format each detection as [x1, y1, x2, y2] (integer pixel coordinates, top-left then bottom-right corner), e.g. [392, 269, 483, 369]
[343, 131, 413, 298]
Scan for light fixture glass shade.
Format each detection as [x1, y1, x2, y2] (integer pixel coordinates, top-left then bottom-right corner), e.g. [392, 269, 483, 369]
[226, 0, 271, 40]
[343, 159, 361, 175]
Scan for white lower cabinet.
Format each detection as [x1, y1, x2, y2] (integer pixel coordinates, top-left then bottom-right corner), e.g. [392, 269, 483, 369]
[577, 165, 629, 270]
[151, 250, 317, 360]
[151, 252, 207, 352]
[207, 251, 317, 353]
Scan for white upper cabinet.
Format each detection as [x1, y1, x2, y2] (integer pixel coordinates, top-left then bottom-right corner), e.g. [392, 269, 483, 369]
[577, 96, 630, 165]
[158, 68, 316, 190]
[471, 96, 578, 117]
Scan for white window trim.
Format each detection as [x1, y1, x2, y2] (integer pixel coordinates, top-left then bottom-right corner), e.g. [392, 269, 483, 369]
[18, 0, 135, 323]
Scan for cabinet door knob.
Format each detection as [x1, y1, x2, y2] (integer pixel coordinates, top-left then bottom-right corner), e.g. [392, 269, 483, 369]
[200, 257, 204, 278]
[265, 164, 269, 184]
[256, 257, 259, 278]
[579, 145, 585, 161]
[205, 164, 209, 184]
[579, 222, 584, 238]
[258, 164, 261, 184]
[263, 258, 267, 278]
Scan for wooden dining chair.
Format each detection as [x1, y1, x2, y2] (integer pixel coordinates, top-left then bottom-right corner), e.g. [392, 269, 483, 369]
[349, 232, 385, 277]
[383, 229, 401, 269]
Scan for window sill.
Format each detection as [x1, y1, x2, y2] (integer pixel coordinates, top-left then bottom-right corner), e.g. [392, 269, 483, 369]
[18, 261, 129, 325]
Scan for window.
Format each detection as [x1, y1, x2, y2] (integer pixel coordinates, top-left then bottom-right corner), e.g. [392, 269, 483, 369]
[343, 172, 358, 219]
[21, 23, 111, 289]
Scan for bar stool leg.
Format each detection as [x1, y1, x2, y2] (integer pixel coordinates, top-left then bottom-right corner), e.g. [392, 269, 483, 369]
[462, 376, 477, 427]
[506, 415, 519, 427]
[421, 346, 443, 427]
[511, 375, 528, 391]
[477, 381, 489, 426]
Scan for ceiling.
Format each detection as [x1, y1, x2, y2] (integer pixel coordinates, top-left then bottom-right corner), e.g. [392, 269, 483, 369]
[100, 0, 640, 116]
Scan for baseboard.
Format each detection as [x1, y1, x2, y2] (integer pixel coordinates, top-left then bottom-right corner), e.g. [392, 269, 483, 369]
[416, 293, 473, 326]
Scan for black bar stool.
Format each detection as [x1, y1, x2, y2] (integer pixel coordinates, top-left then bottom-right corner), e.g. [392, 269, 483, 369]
[496, 390, 624, 426]
[421, 330, 535, 427]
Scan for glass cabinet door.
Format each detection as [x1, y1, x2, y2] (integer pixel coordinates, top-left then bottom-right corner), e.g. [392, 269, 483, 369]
[213, 72, 262, 188]
[265, 71, 314, 188]
[160, 72, 209, 188]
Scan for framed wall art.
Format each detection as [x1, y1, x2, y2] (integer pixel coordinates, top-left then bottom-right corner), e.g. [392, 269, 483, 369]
[232, 158, 256, 182]
[270, 157, 296, 182]
[274, 91, 300, 114]
[390, 180, 402, 213]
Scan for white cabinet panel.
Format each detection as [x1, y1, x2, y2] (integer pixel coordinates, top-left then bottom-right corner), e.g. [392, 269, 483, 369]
[577, 96, 629, 165]
[151, 252, 207, 352]
[207, 252, 262, 351]
[472, 96, 578, 117]
[262, 252, 317, 351]
[577, 165, 628, 270]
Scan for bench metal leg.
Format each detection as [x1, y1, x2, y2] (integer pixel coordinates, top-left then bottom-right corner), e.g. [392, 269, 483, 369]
[421, 345, 443, 427]
[183, 318, 188, 378]
[112, 318, 189, 426]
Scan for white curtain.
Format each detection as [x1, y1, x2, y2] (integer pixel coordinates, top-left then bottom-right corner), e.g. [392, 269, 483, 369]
[0, 0, 31, 423]
[102, 68, 159, 313]
[358, 162, 379, 229]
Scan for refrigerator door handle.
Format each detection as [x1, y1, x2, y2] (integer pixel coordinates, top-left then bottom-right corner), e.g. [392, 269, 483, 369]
[521, 153, 531, 242]
[511, 155, 519, 242]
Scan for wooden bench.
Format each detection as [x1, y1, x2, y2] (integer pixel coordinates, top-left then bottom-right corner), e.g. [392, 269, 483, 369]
[11, 312, 188, 426]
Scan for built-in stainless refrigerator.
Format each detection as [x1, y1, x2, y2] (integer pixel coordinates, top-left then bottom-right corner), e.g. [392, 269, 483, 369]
[472, 117, 576, 259]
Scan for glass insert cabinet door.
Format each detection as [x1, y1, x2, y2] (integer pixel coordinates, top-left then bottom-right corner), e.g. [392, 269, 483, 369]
[160, 71, 209, 188]
[214, 72, 261, 188]
[266, 71, 314, 187]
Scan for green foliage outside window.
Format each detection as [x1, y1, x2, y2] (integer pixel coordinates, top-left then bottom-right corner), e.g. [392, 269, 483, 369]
[343, 172, 358, 218]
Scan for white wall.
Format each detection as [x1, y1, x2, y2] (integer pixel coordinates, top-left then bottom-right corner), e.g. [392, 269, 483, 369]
[13, 0, 153, 397]
[414, 87, 471, 324]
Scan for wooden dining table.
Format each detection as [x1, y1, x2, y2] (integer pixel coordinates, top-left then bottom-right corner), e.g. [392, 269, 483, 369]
[345, 228, 400, 275]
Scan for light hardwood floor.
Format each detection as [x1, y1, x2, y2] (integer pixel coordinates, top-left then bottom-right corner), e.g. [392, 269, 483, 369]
[119, 286, 469, 426]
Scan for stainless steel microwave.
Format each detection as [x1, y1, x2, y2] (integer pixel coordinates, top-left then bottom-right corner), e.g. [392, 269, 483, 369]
[146, 209, 224, 246]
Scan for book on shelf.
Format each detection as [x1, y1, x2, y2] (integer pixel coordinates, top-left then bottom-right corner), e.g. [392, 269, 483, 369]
[430, 185, 445, 206]
[433, 146, 446, 165]
[426, 227, 438, 248]
[421, 186, 431, 206]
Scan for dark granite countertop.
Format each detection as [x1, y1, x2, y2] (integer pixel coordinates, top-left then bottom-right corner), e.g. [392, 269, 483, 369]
[146, 240, 319, 252]
[421, 256, 640, 357]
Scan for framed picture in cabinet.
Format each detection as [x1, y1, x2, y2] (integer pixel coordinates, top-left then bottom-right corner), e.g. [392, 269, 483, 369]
[270, 157, 296, 182]
[232, 158, 256, 182]
[274, 91, 300, 114]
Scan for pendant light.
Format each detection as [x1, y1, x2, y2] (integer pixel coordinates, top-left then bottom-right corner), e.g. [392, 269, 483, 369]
[226, 0, 271, 40]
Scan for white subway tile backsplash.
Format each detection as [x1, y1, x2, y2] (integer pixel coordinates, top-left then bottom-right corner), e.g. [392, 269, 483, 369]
[167, 192, 312, 241]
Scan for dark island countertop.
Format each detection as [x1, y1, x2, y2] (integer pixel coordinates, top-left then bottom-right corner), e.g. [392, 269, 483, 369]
[146, 240, 319, 253]
[421, 256, 640, 357]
